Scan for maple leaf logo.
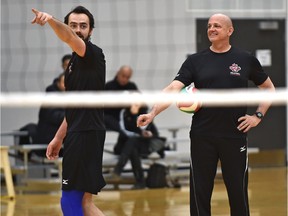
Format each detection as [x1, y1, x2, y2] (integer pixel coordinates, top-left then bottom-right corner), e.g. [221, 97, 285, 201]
[229, 63, 241, 73]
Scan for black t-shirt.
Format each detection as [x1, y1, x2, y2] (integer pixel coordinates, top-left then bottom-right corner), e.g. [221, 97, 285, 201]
[104, 78, 138, 120]
[65, 41, 106, 132]
[174, 47, 268, 138]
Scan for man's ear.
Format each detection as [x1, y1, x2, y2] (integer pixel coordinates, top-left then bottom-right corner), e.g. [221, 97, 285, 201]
[228, 26, 234, 36]
[89, 29, 93, 37]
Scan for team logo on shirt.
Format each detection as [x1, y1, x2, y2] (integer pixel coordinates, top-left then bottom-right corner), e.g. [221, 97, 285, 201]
[229, 63, 241, 76]
[240, 146, 246, 152]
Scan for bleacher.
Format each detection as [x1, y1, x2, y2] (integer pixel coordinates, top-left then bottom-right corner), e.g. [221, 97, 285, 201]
[2, 127, 259, 193]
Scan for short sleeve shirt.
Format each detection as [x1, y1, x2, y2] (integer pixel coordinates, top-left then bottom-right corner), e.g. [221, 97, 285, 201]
[65, 41, 106, 132]
[174, 47, 268, 138]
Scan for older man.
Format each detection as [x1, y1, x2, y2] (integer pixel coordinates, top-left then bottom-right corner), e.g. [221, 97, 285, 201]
[137, 13, 275, 216]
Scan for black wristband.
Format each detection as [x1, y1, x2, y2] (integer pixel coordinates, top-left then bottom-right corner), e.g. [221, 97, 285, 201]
[255, 112, 264, 119]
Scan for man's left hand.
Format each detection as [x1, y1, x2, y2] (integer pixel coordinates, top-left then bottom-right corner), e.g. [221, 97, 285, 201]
[237, 114, 261, 133]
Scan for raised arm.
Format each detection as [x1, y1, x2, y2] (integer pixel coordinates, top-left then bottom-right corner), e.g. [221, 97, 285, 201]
[31, 8, 86, 57]
[137, 80, 184, 127]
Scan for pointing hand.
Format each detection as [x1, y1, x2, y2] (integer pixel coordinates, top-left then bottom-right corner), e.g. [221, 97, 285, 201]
[31, 8, 52, 26]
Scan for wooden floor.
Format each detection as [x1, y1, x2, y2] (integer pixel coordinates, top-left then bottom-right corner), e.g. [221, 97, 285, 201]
[1, 166, 287, 216]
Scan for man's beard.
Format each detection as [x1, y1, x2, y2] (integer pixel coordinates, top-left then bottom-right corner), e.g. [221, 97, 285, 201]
[77, 34, 90, 42]
[83, 37, 90, 42]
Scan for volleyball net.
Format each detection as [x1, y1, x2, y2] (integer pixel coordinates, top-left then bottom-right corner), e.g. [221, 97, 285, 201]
[1, 88, 287, 108]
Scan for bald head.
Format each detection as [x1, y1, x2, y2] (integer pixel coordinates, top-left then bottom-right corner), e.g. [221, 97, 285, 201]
[209, 13, 233, 28]
[116, 65, 133, 86]
[207, 13, 234, 49]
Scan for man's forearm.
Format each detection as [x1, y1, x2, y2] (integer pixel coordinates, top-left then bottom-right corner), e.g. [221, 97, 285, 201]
[54, 118, 67, 142]
[31, 8, 85, 55]
[48, 17, 76, 44]
[149, 80, 184, 117]
[150, 103, 171, 118]
[256, 77, 275, 116]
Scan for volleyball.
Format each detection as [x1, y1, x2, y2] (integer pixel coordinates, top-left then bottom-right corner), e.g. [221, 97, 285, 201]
[176, 85, 201, 114]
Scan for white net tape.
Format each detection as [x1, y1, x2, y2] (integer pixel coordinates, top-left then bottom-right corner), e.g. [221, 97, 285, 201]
[1, 88, 287, 108]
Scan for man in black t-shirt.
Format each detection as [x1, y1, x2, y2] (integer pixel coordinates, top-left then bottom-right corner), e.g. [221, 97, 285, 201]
[104, 65, 139, 133]
[137, 14, 275, 216]
[104, 65, 140, 156]
[32, 6, 106, 216]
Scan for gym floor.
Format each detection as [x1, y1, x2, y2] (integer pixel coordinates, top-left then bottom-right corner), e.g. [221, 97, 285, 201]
[1, 166, 287, 216]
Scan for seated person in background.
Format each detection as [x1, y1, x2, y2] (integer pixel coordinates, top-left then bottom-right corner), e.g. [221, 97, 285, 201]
[112, 103, 166, 190]
[60, 54, 72, 72]
[104, 65, 139, 136]
[34, 54, 71, 157]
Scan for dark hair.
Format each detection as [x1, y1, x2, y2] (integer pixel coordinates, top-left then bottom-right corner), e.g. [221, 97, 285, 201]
[64, 6, 95, 29]
[61, 54, 72, 64]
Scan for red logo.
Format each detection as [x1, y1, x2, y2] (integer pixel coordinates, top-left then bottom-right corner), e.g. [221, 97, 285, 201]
[229, 63, 241, 76]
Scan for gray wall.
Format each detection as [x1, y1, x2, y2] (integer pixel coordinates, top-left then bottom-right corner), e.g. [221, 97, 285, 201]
[1, 0, 287, 150]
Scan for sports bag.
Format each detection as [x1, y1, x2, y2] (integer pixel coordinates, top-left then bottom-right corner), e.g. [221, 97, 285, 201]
[146, 163, 168, 188]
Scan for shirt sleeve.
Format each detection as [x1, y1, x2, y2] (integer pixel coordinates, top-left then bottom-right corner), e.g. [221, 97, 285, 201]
[174, 56, 195, 86]
[249, 56, 269, 86]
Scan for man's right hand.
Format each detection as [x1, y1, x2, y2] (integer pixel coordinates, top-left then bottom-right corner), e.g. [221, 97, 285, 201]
[31, 8, 52, 26]
[137, 113, 153, 127]
[46, 138, 62, 160]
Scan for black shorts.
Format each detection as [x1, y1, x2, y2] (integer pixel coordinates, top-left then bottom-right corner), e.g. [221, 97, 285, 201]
[62, 130, 106, 194]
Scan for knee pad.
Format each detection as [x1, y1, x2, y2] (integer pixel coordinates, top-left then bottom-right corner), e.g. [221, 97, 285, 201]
[61, 190, 85, 216]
